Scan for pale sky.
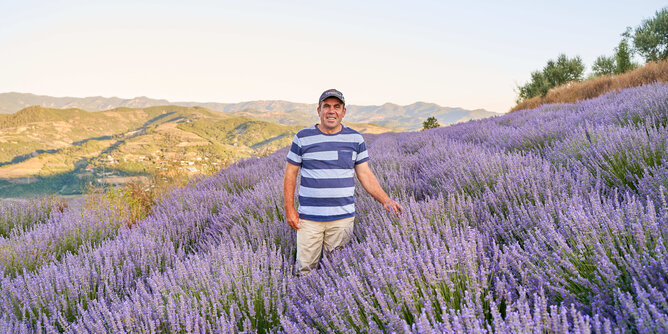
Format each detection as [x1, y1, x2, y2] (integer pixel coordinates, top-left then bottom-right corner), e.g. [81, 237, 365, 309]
[0, 1, 665, 113]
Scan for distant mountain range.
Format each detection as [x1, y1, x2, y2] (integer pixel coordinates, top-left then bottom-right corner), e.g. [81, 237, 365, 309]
[0, 92, 500, 131]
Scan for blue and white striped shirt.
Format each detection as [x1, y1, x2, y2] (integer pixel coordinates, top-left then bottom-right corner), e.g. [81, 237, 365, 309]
[286, 124, 369, 221]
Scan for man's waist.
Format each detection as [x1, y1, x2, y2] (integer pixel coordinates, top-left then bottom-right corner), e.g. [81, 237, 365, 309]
[298, 212, 356, 222]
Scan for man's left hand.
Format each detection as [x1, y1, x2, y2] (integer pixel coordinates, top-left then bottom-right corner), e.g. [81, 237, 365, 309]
[383, 199, 403, 213]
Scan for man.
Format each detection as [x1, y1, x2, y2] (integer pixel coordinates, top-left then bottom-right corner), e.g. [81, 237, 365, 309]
[283, 88, 402, 275]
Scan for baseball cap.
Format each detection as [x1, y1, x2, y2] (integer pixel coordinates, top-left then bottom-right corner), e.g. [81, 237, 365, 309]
[318, 89, 345, 105]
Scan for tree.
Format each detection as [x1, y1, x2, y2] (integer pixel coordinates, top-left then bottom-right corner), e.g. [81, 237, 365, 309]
[517, 71, 550, 101]
[543, 54, 585, 86]
[517, 54, 584, 102]
[633, 8, 668, 62]
[592, 39, 638, 78]
[592, 55, 616, 76]
[422, 116, 440, 130]
[614, 39, 637, 74]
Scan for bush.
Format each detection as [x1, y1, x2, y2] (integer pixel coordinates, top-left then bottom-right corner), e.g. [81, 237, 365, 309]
[422, 116, 440, 130]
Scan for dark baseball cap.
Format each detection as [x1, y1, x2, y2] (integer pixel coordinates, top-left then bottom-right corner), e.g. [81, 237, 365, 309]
[318, 89, 345, 105]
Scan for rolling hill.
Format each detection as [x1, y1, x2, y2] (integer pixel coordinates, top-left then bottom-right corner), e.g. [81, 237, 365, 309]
[0, 92, 500, 131]
[0, 105, 394, 197]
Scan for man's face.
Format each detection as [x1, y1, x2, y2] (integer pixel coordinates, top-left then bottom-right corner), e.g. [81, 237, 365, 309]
[317, 97, 346, 132]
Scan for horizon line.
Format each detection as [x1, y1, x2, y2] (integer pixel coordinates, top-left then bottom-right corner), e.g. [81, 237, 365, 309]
[0, 91, 499, 112]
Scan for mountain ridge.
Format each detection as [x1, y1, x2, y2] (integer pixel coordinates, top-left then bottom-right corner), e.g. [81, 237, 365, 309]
[0, 92, 501, 131]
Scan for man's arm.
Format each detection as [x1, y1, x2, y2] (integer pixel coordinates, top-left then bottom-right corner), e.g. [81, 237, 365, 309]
[283, 162, 301, 230]
[354, 161, 402, 213]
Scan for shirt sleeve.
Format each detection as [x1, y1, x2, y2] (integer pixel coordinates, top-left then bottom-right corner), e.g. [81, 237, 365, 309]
[286, 134, 302, 166]
[355, 136, 369, 164]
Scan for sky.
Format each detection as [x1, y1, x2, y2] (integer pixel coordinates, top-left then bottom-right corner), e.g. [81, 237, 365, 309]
[0, 1, 665, 113]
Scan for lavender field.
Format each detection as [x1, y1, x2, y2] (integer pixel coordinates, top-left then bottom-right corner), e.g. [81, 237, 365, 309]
[1, 83, 667, 333]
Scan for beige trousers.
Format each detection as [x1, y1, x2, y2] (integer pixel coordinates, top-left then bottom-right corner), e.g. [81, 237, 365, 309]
[296, 216, 355, 275]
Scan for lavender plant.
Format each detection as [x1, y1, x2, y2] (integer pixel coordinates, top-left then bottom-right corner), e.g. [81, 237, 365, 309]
[0, 82, 666, 333]
[0, 197, 65, 238]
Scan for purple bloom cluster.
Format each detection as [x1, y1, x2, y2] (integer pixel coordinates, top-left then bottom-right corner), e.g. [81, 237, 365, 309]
[0, 201, 131, 277]
[0, 82, 667, 333]
[0, 197, 63, 238]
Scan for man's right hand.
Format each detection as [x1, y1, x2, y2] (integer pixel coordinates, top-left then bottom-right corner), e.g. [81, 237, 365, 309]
[286, 208, 300, 230]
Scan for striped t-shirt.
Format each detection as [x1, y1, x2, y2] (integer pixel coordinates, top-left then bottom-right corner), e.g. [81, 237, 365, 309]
[286, 124, 370, 221]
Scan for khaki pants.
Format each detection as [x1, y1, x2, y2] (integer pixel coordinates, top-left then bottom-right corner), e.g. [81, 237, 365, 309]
[296, 216, 355, 275]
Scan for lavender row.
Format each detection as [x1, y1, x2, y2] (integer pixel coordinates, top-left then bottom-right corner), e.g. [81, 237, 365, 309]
[0, 202, 131, 277]
[34, 170, 663, 332]
[19, 148, 660, 332]
[0, 154, 288, 330]
[438, 82, 668, 153]
[0, 197, 65, 238]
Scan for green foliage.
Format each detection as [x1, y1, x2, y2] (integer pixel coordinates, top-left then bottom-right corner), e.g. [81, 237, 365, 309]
[0, 106, 90, 128]
[592, 39, 638, 78]
[115, 161, 147, 173]
[614, 39, 638, 74]
[177, 117, 299, 150]
[517, 54, 585, 102]
[0, 141, 44, 164]
[94, 182, 155, 227]
[543, 54, 585, 85]
[517, 71, 551, 101]
[422, 116, 440, 130]
[0, 172, 87, 198]
[633, 8, 668, 62]
[592, 55, 616, 76]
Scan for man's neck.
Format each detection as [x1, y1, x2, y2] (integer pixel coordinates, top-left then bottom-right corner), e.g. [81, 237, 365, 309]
[317, 124, 343, 135]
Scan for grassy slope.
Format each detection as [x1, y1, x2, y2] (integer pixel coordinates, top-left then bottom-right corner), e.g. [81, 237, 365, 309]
[0, 106, 152, 164]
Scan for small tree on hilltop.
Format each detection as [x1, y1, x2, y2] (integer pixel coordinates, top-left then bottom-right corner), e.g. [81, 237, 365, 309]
[422, 116, 440, 130]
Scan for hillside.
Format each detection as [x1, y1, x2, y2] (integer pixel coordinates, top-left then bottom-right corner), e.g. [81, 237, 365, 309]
[0, 93, 501, 130]
[0, 105, 394, 197]
[0, 105, 293, 196]
[0, 82, 665, 332]
[511, 58, 668, 112]
[0, 105, 214, 166]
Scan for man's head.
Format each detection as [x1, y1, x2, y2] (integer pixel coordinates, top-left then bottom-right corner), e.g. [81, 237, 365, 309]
[317, 89, 346, 134]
